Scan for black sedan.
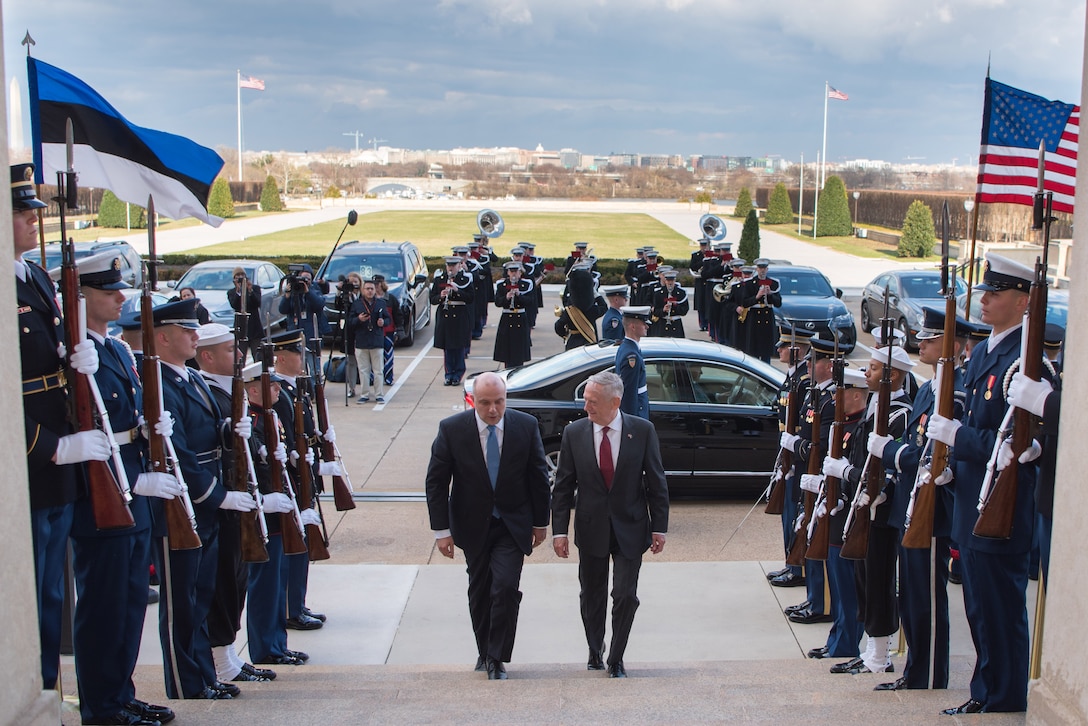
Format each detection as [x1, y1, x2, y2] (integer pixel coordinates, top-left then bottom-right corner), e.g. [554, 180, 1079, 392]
[464, 338, 786, 497]
[861, 269, 969, 350]
[773, 265, 857, 352]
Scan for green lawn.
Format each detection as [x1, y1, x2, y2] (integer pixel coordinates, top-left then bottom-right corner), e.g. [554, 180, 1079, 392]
[764, 223, 938, 262]
[191, 211, 695, 259]
[47, 208, 284, 244]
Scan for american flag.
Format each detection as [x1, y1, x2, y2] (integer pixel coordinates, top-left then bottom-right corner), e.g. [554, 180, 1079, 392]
[827, 85, 848, 101]
[976, 78, 1078, 214]
[239, 75, 265, 91]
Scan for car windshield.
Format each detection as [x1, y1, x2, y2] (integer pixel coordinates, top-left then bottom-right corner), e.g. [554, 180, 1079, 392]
[899, 274, 944, 298]
[323, 253, 405, 283]
[24, 246, 98, 269]
[176, 267, 253, 291]
[776, 269, 835, 297]
[1047, 291, 1069, 327]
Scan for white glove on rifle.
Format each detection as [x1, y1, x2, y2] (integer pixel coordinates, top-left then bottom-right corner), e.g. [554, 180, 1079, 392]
[869, 491, 888, 519]
[829, 497, 845, 516]
[322, 425, 336, 443]
[139, 412, 176, 440]
[318, 461, 343, 477]
[304, 448, 315, 466]
[926, 414, 962, 447]
[858, 491, 871, 508]
[800, 473, 822, 494]
[997, 438, 1043, 469]
[55, 430, 111, 465]
[1007, 372, 1053, 417]
[290, 449, 301, 466]
[300, 508, 321, 527]
[868, 432, 893, 459]
[822, 456, 851, 481]
[230, 416, 252, 441]
[780, 432, 800, 452]
[262, 492, 293, 514]
[273, 442, 288, 465]
[133, 472, 183, 500]
[69, 339, 100, 376]
[220, 490, 257, 512]
[934, 467, 953, 486]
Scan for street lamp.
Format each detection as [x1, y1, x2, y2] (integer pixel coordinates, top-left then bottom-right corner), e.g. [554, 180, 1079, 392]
[852, 191, 860, 232]
[963, 198, 977, 308]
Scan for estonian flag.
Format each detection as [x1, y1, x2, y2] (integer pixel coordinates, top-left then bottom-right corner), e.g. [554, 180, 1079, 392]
[27, 57, 225, 227]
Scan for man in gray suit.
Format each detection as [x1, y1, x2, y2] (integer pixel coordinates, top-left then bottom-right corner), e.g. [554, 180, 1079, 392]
[552, 371, 669, 678]
[425, 372, 551, 680]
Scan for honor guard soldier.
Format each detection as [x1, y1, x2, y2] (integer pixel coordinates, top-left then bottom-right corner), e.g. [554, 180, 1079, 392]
[70, 253, 179, 726]
[926, 254, 1045, 715]
[519, 242, 545, 328]
[690, 238, 711, 331]
[869, 307, 970, 691]
[649, 269, 689, 337]
[600, 286, 628, 342]
[700, 244, 726, 341]
[615, 306, 651, 419]
[493, 262, 533, 368]
[432, 256, 476, 386]
[13, 164, 108, 693]
[468, 237, 494, 339]
[737, 259, 782, 362]
[194, 324, 277, 687]
[153, 297, 252, 700]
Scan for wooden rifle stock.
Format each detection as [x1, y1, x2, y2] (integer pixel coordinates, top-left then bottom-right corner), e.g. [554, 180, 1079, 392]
[294, 378, 330, 561]
[141, 284, 201, 550]
[785, 384, 822, 567]
[841, 372, 891, 561]
[232, 313, 268, 563]
[765, 347, 800, 515]
[807, 369, 845, 561]
[260, 345, 308, 555]
[313, 374, 356, 510]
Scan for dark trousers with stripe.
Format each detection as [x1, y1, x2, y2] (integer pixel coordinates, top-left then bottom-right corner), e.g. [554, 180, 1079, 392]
[465, 518, 525, 663]
[30, 503, 74, 690]
[72, 528, 151, 719]
[824, 545, 862, 657]
[898, 536, 951, 689]
[153, 521, 220, 699]
[781, 487, 803, 579]
[247, 534, 289, 663]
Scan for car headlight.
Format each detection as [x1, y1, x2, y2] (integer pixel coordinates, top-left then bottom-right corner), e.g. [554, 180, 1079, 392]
[830, 312, 854, 329]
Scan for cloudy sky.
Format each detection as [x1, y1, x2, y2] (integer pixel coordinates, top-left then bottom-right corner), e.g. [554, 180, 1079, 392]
[4, 0, 1085, 167]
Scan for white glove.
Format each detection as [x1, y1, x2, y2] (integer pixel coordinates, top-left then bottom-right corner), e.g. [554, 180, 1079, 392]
[870, 491, 888, 517]
[70, 339, 99, 376]
[318, 461, 343, 477]
[232, 416, 252, 441]
[858, 491, 871, 508]
[55, 430, 111, 465]
[934, 467, 954, 486]
[800, 473, 822, 494]
[57, 342, 67, 359]
[1007, 372, 1053, 418]
[830, 497, 845, 516]
[133, 472, 183, 500]
[273, 442, 288, 465]
[304, 448, 315, 466]
[323, 425, 336, 443]
[780, 432, 800, 452]
[822, 456, 851, 481]
[155, 412, 175, 439]
[868, 432, 893, 459]
[998, 438, 1043, 469]
[290, 449, 301, 465]
[220, 490, 257, 512]
[262, 492, 293, 514]
[257, 445, 269, 463]
[927, 414, 962, 447]
[299, 508, 321, 527]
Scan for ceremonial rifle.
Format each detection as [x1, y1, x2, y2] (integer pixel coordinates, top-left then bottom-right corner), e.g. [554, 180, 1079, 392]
[903, 202, 957, 548]
[294, 374, 330, 561]
[841, 289, 893, 560]
[311, 316, 356, 510]
[232, 311, 269, 563]
[765, 326, 800, 515]
[260, 342, 308, 555]
[56, 120, 134, 530]
[785, 357, 822, 567]
[806, 338, 845, 561]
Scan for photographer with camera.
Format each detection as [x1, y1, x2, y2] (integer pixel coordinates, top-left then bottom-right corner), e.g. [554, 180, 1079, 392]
[336, 272, 364, 397]
[228, 267, 265, 362]
[279, 263, 328, 371]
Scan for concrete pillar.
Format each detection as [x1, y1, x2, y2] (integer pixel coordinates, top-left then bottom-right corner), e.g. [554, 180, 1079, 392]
[0, 8, 62, 725]
[1027, 9, 1088, 723]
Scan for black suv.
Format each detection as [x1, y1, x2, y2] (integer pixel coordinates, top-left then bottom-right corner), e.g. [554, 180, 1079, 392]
[316, 240, 431, 346]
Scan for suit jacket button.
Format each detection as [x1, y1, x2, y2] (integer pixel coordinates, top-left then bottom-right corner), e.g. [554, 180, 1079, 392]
[22, 327, 30, 333]
[112, 392, 118, 398]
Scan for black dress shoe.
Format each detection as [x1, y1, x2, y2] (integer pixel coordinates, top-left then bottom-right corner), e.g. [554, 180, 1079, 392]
[874, 676, 910, 691]
[232, 669, 271, 682]
[766, 567, 790, 581]
[285, 649, 310, 662]
[784, 600, 810, 615]
[608, 662, 627, 678]
[146, 587, 159, 605]
[302, 606, 327, 622]
[770, 572, 806, 588]
[788, 607, 832, 624]
[285, 613, 324, 630]
[830, 657, 864, 674]
[844, 662, 894, 675]
[486, 658, 507, 680]
[948, 572, 963, 585]
[240, 662, 276, 680]
[188, 686, 232, 700]
[587, 651, 605, 670]
[83, 710, 160, 726]
[255, 654, 305, 666]
[807, 645, 830, 659]
[125, 700, 174, 725]
[941, 699, 985, 715]
[211, 681, 241, 697]
[475, 655, 487, 672]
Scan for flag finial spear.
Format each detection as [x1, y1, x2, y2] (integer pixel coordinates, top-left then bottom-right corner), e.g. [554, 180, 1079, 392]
[22, 31, 35, 56]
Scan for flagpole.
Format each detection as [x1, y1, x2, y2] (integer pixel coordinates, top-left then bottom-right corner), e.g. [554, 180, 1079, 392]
[813, 150, 820, 239]
[798, 152, 804, 236]
[821, 81, 829, 190]
[237, 70, 243, 183]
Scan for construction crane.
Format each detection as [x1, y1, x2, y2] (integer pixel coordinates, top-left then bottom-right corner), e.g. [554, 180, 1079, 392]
[369, 137, 387, 150]
[343, 130, 364, 152]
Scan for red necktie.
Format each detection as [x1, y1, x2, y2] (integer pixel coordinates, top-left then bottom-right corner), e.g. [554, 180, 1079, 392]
[599, 426, 614, 491]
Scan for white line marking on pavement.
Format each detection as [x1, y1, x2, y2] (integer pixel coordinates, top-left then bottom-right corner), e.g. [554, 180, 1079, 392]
[372, 339, 434, 411]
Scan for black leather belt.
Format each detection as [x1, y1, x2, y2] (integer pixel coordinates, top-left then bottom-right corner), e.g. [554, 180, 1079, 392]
[23, 370, 66, 395]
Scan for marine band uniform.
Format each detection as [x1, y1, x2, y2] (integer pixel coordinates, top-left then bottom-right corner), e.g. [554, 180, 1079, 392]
[493, 262, 533, 368]
[648, 270, 689, 338]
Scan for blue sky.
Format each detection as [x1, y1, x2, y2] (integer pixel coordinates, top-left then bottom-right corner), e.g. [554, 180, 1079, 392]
[4, 0, 1085, 166]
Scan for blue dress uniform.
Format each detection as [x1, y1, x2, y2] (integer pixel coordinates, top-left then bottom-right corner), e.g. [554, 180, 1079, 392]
[493, 270, 533, 367]
[879, 308, 969, 690]
[152, 300, 231, 700]
[14, 166, 80, 691]
[939, 256, 1042, 713]
[431, 260, 476, 386]
[615, 307, 650, 419]
[68, 257, 160, 723]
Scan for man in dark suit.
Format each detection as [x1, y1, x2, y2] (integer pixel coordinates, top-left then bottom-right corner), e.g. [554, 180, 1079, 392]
[552, 370, 669, 678]
[425, 372, 551, 680]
